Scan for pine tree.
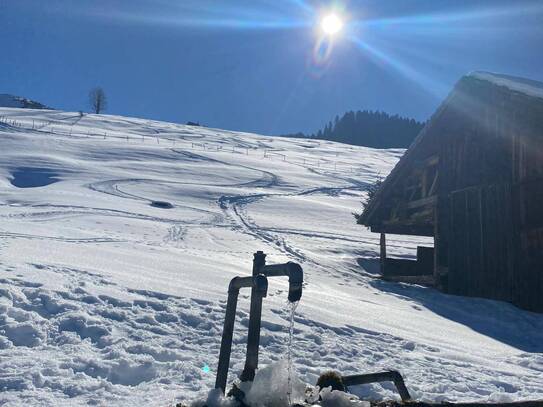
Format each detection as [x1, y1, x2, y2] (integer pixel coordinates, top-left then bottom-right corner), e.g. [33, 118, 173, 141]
[279, 110, 424, 148]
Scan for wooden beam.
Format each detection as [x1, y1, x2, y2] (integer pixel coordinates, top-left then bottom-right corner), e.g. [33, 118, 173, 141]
[428, 171, 439, 196]
[407, 195, 437, 210]
[422, 166, 429, 197]
[371, 223, 435, 237]
[413, 154, 439, 168]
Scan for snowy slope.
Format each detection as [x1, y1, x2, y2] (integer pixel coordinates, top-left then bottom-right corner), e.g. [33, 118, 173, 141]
[0, 108, 541, 406]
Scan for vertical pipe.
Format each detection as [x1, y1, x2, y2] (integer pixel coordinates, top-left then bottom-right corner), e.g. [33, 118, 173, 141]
[215, 287, 239, 393]
[380, 233, 387, 276]
[240, 285, 265, 382]
[240, 251, 267, 382]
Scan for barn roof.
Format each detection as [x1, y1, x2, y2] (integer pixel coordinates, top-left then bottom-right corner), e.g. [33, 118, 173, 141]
[359, 72, 543, 229]
[469, 71, 543, 100]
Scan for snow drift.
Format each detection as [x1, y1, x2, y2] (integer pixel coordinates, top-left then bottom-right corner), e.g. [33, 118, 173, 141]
[0, 109, 541, 406]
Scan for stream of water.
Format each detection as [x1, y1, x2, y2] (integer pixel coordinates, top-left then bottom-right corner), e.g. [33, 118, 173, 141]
[286, 300, 299, 406]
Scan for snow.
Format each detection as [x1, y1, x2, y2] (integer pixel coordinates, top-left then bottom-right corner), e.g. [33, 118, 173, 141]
[319, 387, 370, 407]
[243, 360, 306, 406]
[469, 71, 543, 99]
[0, 109, 542, 406]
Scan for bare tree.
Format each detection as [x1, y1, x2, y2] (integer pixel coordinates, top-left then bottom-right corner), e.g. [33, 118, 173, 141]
[89, 87, 107, 114]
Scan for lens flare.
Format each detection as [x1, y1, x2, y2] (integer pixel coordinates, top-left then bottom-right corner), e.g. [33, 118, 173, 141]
[321, 14, 343, 35]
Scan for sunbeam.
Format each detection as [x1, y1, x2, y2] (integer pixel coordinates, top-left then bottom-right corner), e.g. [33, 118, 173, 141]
[57, 0, 543, 105]
[81, 1, 312, 31]
[285, 0, 315, 15]
[87, 11, 310, 30]
[347, 35, 448, 99]
[358, 2, 543, 28]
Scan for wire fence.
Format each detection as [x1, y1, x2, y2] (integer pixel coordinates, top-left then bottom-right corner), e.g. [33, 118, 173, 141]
[0, 115, 366, 173]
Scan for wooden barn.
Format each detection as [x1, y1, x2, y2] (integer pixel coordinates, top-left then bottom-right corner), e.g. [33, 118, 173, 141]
[360, 72, 543, 312]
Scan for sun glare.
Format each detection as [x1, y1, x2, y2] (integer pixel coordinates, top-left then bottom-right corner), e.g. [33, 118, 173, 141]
[321, 13, 343, 35]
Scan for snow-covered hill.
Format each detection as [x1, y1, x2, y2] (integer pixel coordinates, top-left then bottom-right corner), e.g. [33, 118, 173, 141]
[0, 108, 541, 406]
[0, 94, 50, 109]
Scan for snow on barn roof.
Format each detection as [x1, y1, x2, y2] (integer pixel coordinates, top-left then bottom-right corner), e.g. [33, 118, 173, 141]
[469, 71, 543, 99]
[360, 71, 543, 228]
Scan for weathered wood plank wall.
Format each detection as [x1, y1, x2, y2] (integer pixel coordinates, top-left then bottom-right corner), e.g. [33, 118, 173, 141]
[448, 181, 542, 312]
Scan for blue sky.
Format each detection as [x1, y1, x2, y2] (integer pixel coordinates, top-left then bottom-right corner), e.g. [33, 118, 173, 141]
[2, 0, 543, 135]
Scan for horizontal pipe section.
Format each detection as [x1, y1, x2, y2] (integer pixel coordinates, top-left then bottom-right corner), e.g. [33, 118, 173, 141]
[229, 276, 255, 292]
[260, 262, 303, 303]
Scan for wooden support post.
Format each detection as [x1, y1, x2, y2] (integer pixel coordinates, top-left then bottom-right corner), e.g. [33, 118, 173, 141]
[380, 233, 387, 276]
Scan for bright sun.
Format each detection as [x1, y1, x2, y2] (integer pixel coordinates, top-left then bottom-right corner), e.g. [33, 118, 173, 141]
[321, 14, 343, 35]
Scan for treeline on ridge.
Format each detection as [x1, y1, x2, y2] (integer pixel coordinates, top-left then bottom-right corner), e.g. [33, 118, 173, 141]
[280, 110, 425, 149]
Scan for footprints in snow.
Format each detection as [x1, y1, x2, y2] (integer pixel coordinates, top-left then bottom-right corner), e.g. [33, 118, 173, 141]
[0, 265, 225, 393]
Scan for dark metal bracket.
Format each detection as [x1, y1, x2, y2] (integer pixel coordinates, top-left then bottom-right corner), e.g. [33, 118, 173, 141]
[342, 370, 411, 402]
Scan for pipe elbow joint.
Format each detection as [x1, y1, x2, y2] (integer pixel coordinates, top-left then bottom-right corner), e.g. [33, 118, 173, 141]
[228, 277, 241, 294]
[286, 262, 303, 283]
[389, 370, 405, 384]
[286, 262, 303, 302]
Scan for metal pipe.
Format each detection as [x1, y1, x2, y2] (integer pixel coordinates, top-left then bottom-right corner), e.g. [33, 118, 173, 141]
[215, 274, 268, 393]
[240, 251, 267, 382]
[260, 262, 303, 303]
[241, 252, 304, 382]
[240, 279, 266, 382]
[341, 370, 411, 402]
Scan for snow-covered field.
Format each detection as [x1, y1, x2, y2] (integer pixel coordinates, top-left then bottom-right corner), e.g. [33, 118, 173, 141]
[0, 108, 541, 406]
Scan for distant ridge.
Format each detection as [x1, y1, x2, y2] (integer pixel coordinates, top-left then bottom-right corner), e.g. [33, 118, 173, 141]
[0, 94, 50, 109]
[279, 110, 425, 149]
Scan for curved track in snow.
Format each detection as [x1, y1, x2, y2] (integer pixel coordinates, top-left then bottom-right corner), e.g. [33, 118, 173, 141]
[2, 108, 542, 406]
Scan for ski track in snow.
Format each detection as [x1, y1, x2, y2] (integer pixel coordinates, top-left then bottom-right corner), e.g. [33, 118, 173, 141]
[0, 109, 542, 406]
